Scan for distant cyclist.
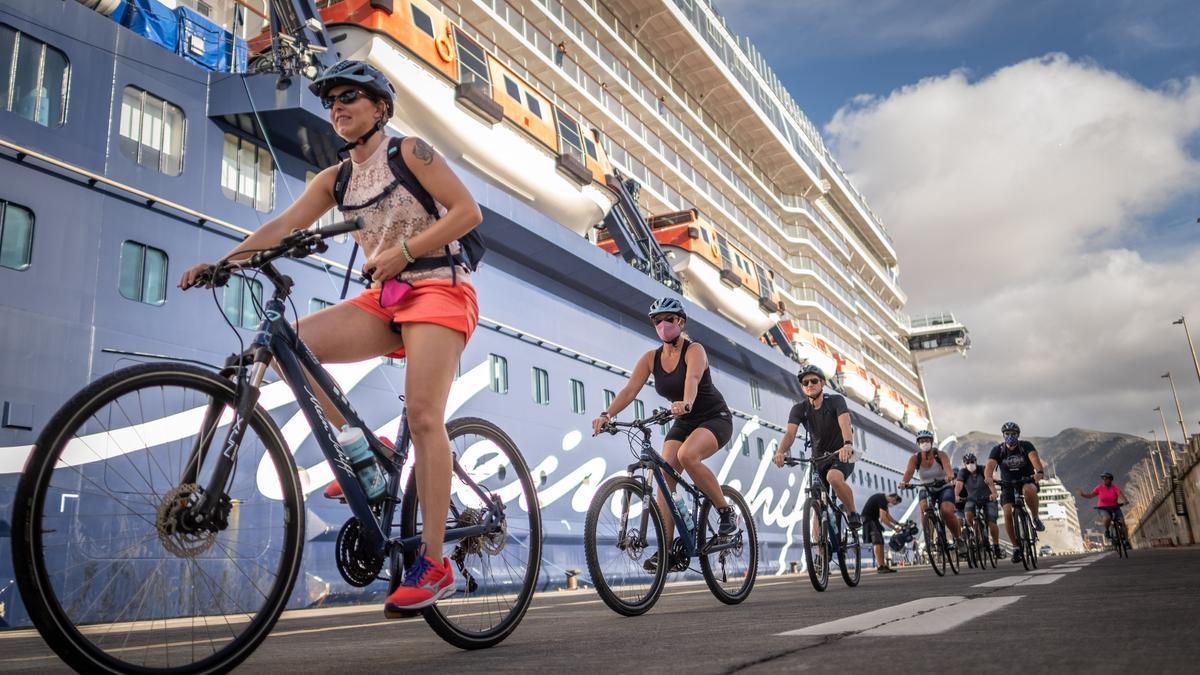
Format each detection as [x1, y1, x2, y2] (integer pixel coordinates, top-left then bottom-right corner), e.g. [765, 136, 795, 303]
[1077, 472, 1128, 548]
[179, 60, 484, 615]
[591, 297, 738, 572]
[861, 492, 903, 573]
[773, 364, 862, 529]
[899, 429, 962, 548]
[955, 453, 1001, 560]
[985, 421, 1046, 564]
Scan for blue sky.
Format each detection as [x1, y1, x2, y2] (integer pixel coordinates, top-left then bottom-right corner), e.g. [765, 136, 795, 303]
[718, 1, 1200, 439]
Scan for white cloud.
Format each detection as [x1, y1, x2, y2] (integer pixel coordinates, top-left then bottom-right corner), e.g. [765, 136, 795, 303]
[823, 54, 1200, 436]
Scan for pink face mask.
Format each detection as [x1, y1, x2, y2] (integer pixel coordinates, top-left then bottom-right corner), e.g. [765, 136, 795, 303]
[655, 321, 682, 342]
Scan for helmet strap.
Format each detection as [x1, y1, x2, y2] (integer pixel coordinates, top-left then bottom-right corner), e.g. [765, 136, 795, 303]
[337, 119, 384, 156]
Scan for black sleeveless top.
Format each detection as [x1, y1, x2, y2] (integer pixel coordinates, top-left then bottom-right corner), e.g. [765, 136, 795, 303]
[652, 340, 728, 421]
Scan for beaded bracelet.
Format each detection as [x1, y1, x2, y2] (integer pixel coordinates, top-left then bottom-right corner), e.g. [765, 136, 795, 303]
[400, 240, 416, 264]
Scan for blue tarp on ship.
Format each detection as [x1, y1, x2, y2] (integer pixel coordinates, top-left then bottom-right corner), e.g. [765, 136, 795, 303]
[108, 0, 248, 73]
[111, 0, 179, 54]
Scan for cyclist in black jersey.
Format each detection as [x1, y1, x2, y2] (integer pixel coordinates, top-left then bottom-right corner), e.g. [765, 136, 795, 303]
[772, 364, 862, 529]
[591, 298, 737, 570]
[985, 421, 1045, 564]
[955, 452, 1002, 560]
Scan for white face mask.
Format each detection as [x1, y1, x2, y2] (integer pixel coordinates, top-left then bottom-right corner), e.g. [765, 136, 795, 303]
[966, 463, 978, 472]
[918, 442, 933, 452]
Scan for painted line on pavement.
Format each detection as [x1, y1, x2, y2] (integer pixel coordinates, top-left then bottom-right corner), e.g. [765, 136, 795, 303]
[858, 596, 1023, 636]
[1017, 574, 1065, 585]
[973, 575, 1031, 587]
[778, 597, 956, 636]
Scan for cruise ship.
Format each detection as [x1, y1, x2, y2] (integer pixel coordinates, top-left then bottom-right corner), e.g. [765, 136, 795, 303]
[0, 0, 969, 627]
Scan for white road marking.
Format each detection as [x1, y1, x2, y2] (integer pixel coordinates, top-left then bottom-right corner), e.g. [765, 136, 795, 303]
[778, 597, 956, 636]
[974, 575, 1032, 587]
[1017, 574, 1065, 585]
[1029, 567, 1079, 574]
[858, 596, 1023, 636]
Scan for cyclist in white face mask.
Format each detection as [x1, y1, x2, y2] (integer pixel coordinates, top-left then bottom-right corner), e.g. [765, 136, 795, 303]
[955, 453, 1001, 559]
[899, 430, 962, 547]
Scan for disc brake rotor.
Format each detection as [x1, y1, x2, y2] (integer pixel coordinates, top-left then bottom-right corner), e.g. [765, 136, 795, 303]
[156, 484, 216, 558]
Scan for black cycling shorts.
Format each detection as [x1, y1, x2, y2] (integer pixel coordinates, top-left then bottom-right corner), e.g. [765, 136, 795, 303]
[665, 412, 733, 448]
[999, 474, 1039, 505]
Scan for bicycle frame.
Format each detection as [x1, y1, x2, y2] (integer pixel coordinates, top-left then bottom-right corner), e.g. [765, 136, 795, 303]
[184, 282, 499, 558]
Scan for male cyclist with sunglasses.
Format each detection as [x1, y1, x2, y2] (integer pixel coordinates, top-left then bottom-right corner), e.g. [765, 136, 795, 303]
[591, 298, 738, 572]
[773, 365, 862, 529]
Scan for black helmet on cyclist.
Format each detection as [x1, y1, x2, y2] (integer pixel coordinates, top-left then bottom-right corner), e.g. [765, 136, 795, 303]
[310, 59, 396, 117]
[963, 452, 977, 464]
[915, 429, 935, 442]
[1101, 471, 1114, 480]
[797, 364, 826, 385]
[1001, 421, 1021, 435]
[647, 297, 686, 321]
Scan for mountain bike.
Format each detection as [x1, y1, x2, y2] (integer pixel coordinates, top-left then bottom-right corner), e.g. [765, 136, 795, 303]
[783, 453, 862, 591]
[584, 409, 758, 616]
[909, 481, 959, 576]
[1105, 504, 1130, 558]
[965, 500, 998, 569]
[960, 508, 980, 569]
[999, 476, 1039, 570]
[12, 221, 542, 674]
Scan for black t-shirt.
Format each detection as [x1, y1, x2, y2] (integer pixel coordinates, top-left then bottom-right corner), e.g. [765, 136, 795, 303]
[788, 393, 850, 458]
[957, 467, 991, 501]
[987, 441, 1037, 479]
[862, 492, 888, 522]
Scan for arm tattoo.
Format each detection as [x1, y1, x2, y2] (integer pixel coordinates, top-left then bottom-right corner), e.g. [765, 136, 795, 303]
[412, 138, 435, 165]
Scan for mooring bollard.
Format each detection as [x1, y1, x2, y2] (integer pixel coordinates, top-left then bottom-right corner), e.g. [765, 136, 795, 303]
[566, 569, 581, 590]
[788, 561, 799, 574]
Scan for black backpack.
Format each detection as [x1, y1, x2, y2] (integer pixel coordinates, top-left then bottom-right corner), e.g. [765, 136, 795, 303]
[334, 136, 484, 298]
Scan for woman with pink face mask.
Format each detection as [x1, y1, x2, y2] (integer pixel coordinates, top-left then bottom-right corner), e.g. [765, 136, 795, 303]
[590, 297, 736, 572]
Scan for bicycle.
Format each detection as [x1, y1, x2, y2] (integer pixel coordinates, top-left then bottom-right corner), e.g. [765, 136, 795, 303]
[12, 221, 543, 674]
[908, 481, 960, 577]
[584, 409, 758, 616]
[964, 500, 998, 569]
[1104, 504, 1130, 558]
[782, 453, 862, 592]
[960, 508, 980, 570]
[999, 476, 1039, 570]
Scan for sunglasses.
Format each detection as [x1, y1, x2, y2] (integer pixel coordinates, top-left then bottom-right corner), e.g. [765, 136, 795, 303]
[652, 316, 678, 325]
[321, 89, 373, 109]
[801, 378, 822, 386]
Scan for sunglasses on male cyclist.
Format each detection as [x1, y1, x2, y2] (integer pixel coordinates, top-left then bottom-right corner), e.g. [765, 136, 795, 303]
[801, 378, 822, 386]
[321, 89, 374, 109]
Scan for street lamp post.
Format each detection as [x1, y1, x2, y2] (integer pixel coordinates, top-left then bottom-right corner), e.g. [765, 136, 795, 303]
[1162, 372, 1191, 451]
[1174, 316, 1200, 394]
[1156, 406, 1179, 466]
[1146, 444, 1163, 489]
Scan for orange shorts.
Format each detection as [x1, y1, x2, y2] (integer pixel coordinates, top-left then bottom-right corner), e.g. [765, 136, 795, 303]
[345, 279, 478, 359]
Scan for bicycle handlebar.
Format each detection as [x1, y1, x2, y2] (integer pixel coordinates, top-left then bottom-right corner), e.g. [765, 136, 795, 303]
[599, 408, 674, 434]
[191, 218, 363, 289]
[781, 453, 838, 468]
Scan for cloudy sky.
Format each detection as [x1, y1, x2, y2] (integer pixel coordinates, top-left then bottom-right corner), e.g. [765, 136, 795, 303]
[719, 0, 1200, 438]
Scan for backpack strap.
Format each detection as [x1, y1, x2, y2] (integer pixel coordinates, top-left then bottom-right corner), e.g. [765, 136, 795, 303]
[332, 158, 354, 209]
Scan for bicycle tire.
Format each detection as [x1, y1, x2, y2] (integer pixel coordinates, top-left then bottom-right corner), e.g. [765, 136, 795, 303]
[1015, 508, 1032, 571]
[13, 363, 304, 674]
[944, 522, 960, 575]
[803, 499, 830, 591]
[398, 417, 542, 648]
[838, 515, 862, 587]
[584, 476, 668, 616]
[923, 514, 945, 577]
[697, 486, 758, 604]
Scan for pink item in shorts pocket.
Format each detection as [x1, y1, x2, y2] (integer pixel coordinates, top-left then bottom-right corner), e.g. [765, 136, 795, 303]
[379, 278, 414, 308]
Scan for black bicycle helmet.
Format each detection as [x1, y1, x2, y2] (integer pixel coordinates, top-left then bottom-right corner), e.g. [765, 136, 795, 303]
[648, 297, 686, 320]
[309, 59, 396, 117]
[963, 452, 977, 463]
[1100, 471, 1114, 480]
[797, 364, 826, 385]
[1001, 421, 1021, 434]
[915, 429, 935, 442]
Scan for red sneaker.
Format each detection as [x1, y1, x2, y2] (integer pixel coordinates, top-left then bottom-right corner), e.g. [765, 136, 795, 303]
[384, 552, 455, 616]
[324, 436, 393, 499]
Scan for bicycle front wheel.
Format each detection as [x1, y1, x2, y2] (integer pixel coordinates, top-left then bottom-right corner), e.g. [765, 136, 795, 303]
[13, 363, 304, 674]
[838, 517, 862, 587]
[803, 499, 830, 591]
[1015, 509, 1033, 571]
[923, 514, 946, 577]
[398, 417, 542, 649]
[584, 476, 667, 616]
[945, 523, 960, 575]
[697, 486, 758, 604]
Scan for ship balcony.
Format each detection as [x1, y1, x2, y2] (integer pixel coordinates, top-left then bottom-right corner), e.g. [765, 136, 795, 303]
[908, 313, 972, 362]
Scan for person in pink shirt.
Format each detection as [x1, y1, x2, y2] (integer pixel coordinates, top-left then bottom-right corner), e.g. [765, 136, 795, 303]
[1077, 472, 1128, 547]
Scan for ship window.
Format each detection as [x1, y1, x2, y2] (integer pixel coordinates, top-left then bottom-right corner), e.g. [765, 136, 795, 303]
[0, 25, 70, 127]
[0, 199, 34, 271]
[554, 108, 585, 163]
[454, 28, 489, 85]
[750, 378, 761, 410]
[584, 137, 598, 161]
[524, 91, 543, 119]
[222, 274, 263, 329]
[503, 75, 520, 101]
[757, 437, 765, 459]
[604, 389, 616, 409]
[489, 354, 508, 393]
[118, 241, 168, 306]
[411, 4, 436, 38]
[382, 356, 405, 368]
[304, 172, 337, 228]
[531, 367, 549, 404]
[221, 133, 274, 212]
[699, 228, 710, 244]
[119, 87, 185, 176]
[633, 399, 645, 421]
[570, 378, 586, 414]
[309, 298, 333, 314]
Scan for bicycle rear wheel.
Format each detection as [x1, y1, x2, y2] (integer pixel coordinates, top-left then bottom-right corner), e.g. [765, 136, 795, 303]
[923, 514, 946, 576]
[398, 417, 542, 648]
[12, 363, 304, 674]
[944, 522, 960, 575]
[584, 476, 667, 616]
[838, 516, 862, 587]
[697, 486, 758, 604]
[1015, 509, 1033, 571]
[803, 499, 830, 591]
